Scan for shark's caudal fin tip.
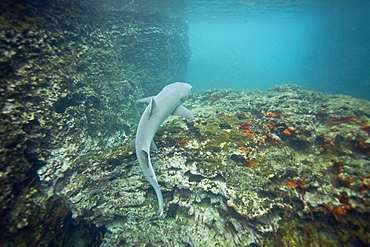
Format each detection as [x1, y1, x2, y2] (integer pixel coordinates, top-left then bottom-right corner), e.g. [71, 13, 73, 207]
[157, 209, 163, 216]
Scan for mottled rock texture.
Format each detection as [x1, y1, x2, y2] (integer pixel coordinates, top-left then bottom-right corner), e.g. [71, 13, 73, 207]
[0, 0, 189, 245]
[53, 85, 370, 246]
[2, 0, 370, 246]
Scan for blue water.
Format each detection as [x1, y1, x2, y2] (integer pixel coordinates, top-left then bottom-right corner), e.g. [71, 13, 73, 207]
[185, 0, 370, 100]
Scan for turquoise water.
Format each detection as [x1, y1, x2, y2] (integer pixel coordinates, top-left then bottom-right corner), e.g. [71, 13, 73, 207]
[185, 0, 370, 100]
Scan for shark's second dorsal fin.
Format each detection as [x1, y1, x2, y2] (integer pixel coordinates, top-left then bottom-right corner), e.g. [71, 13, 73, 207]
[172, 105, 194, 119]
[141, 149, 150, 168]
[128, 138, 158, 151]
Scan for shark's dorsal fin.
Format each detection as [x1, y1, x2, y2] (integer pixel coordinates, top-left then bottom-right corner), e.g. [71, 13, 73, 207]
[146, 98, 156, 120]
[137, 96, 155, 103]
[141, 98, 156, 120]
[172, 105, 194, 119]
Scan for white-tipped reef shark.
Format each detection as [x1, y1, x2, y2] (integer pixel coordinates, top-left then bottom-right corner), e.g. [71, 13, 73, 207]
[129, 82, 194, 215]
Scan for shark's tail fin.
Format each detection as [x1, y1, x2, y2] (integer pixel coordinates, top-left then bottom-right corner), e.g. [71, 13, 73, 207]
[147, 176, 164, 216]
[139, 149, 164, 215]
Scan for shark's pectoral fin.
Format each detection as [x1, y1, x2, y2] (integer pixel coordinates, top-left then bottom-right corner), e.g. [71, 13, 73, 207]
[128, 138, 135, 148]
[172, 105, 194, 119]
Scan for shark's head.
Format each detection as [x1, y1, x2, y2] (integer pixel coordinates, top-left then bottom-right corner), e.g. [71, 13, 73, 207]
[164, 82, 192, 103]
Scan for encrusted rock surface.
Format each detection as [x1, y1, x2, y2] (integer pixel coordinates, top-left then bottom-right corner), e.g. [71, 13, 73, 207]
[53, 85, 370, 246]
[2, 0, 370, 246]
[1, 0, 189, 245]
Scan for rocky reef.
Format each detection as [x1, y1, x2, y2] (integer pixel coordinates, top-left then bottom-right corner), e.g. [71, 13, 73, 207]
[52, 85, 370, 246]
[1, 0, 370, 246]
[0, 0, 189, 245]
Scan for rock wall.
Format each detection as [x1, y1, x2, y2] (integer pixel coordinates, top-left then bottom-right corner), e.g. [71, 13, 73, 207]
[0, 0, 189, 245]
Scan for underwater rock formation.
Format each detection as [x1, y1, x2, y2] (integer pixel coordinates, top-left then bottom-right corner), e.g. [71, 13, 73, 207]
[1, 0, 369, 246]
[55, 85, 370, 246]
[0, 0, 189, 245]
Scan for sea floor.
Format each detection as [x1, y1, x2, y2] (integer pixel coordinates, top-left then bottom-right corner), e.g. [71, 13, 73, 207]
[42, 84, 370, 246]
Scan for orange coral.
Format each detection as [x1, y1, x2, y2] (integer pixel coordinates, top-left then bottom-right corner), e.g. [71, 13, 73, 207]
[238, 146, 249, 154]
[337, 174, 355, 187]
[353, 141, 370, 155]
[360, 124, 370, 135]
[330, 158, 344, 173]
[178, 138, 188, 147]
[299, 138, 309, 143]
[286, 179, 297, 188]
[362, 176, 370, 189]
[238, 147, 254, 167]
[322, 194, 356, 219]
[329, 158, 356, 187]
[326, 116, 363, 126]
[238, 123, 255, 138]
[323, 203, 347, 216]
[286, 178, 308, 189]
[263, 132, 282, 146]
[318, 136, 335, 152]
[283, 127, 299, 137]
[255, 138, 265, 146]
[360, 176, 370, 192]
[312, 196, 358, 221]
[226, 202, 238, 211]
[260, 110, 282, 118]
[242, 159, 254, 168]
[269, 137, 282, 146]
[265, 122, 279, 131]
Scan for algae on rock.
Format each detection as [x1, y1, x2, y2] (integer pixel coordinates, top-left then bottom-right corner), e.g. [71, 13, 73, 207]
[1, 0, 190, 245]
[53, 85, 370, 246]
